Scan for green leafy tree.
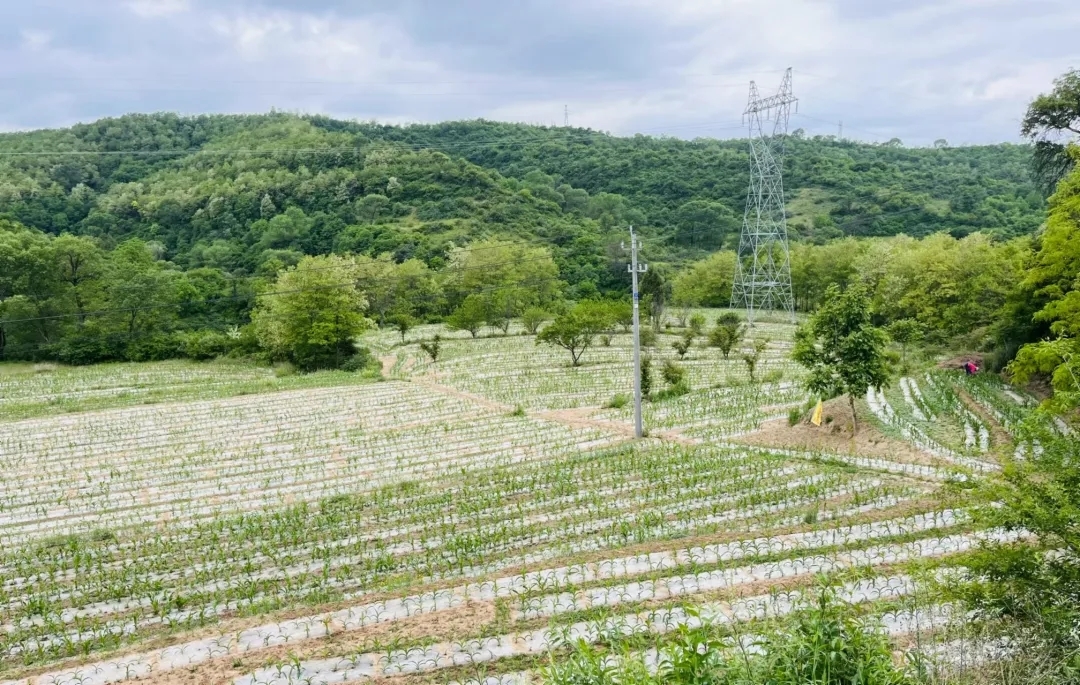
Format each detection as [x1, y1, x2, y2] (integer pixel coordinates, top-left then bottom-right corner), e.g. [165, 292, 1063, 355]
[521, 306, 550, 335]
[792, 283, 889, 434]
[672, 331, 694, 360]
[250, 255, 370, 371]
[1022, 69, 1080, 193]
[447, 294, 487, 338]
[886, 318, 923, 364]
[639, 268, 670, 332]
[388, 311, 417, 343]
[419, 334, 441, 362]
[1008, 160, 1080, 414]
[661, 359, 686, 387]
[611, 300, 633, 333]
[536, 300, 613, 366]
[640, 355, 653, 399]
[688, 313, 706, 337]
[52, 234, 105, 326]
[741, 338, 770, 384]
[708, 316, 746, 359]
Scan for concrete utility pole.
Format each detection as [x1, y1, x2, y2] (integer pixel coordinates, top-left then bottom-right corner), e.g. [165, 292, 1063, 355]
[624, 226, 648, 438]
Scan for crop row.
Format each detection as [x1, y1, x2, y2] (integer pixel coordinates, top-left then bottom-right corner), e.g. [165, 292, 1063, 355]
[1, 513, 990, 685]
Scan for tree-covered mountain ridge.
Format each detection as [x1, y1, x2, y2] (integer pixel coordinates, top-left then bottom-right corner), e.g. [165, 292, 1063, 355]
[0, 112, 1045, 274]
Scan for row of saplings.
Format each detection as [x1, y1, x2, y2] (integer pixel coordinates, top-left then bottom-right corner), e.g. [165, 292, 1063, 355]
[416, 301, 772, 398]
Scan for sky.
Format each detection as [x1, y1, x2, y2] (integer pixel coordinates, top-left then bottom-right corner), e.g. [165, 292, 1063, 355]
[0, 0, 1077, 145]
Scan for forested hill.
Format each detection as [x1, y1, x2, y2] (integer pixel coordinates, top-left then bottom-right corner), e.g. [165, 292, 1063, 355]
[0, 112, 1043, 274]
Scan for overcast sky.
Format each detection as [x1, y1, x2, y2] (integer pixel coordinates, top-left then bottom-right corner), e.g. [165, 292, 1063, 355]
[1, 0, 1076, 145]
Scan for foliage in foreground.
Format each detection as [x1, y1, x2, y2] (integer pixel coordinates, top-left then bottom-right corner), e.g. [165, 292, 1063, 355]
[543, 590, 911, 685]
[963, 425, 1080, 683]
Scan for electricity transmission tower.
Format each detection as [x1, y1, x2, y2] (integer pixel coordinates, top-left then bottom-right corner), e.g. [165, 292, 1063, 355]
[731, 68, 797, 324]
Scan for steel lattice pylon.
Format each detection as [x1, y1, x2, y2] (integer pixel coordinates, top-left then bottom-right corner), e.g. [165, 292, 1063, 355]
[731, 68, 797, 324]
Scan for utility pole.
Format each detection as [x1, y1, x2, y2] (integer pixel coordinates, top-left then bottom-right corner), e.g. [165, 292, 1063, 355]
[624, 226, 647, 438]
[564, 105, 569, 127]
[838, 120, 843, 140]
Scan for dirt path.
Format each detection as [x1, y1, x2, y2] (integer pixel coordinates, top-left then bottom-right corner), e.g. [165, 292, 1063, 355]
[732, 397, 948, 469]
[379, 353, 398, 377]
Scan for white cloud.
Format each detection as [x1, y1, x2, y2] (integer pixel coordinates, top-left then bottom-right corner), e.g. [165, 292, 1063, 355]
[1, 0, 1076, 143]
[127, 0, 190, 18]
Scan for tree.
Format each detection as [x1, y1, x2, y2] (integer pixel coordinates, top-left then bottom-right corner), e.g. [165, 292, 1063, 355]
[536, 300, 612, 366]
[886, 318, 923, 364]
[52, 234, 104, 326]
[250, 255, 370, 371]
[741, 338, 769, 383]
[447, 294, 486, 338]
[708, 316, 746, 359]
[672, 200, 739, 249]
[1022, 69, 1080, 193]
[688, 313, 706, 337]
[356, 194, 391, 223]
[640, 355, 653, 399]
[259, 193, 277, 219]
[661, 359, 686, 389]
[792, 283, 889, 434]
[672, 331, 694, 360]
[388, 311, 417, 343]
[611, 300, 633, 333]
[671, 251, 738, 309]
[419, 334, 441, 363]
[521, 307, 550, 335]
[639, 268, 670, 332]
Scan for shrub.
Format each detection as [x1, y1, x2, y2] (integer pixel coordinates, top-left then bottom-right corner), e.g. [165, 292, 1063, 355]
[273, 362, 297, 377]
[181, 330, 233, 361]
[688, 313, 706, 336]
[341, 347, 374, 372]
[126, 333, 183, 362]
[640, 356, 653, 398]
[419, 335, 441, 362]
[661, 359, 686, 387]
[605, 393, 630, 409]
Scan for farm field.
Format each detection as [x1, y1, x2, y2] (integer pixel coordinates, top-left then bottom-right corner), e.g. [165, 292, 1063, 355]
[0, 312, 1046, 685]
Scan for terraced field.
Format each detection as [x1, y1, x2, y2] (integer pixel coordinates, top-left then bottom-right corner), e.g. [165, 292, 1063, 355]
[0, 313, 1047, 685]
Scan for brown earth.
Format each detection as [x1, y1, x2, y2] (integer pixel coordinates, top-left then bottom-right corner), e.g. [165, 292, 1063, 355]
[731, 397, 946, 468]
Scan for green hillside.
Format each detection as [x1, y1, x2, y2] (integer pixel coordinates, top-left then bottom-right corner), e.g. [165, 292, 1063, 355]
[0, 113, 1045, 275]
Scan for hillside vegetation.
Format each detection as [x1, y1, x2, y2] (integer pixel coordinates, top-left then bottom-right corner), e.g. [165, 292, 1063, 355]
[0, 113, 1044, 270]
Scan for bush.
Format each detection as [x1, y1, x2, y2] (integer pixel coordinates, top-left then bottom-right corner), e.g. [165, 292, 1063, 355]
[639, 328, 658, 348]
[341, 347, 375, 372]
[688, 313, 706, 336]
[605, 393, 630, 409]
[125, 333, 183, 362]
[273, 362, 297, 377]
[181, 330, 233, 360]
[53, 332, 120, 365]
[542, 588, 913, 685]
[661, 359, 686, 387]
